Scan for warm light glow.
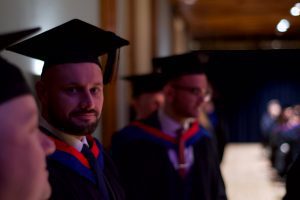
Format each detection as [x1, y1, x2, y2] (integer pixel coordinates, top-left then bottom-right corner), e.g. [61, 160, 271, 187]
[182, 0, 197, 5]
[271, 40, 281, 49]
[31, 60, 44, 76]
[276, 19, 290, 33]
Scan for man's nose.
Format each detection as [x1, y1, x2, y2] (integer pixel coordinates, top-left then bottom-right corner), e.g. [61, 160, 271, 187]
[80, 91, 95, 109]
[40, 133, 55, 155]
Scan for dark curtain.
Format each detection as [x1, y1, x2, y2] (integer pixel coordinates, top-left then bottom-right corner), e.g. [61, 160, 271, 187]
[226, 80, 300, 142]
[204, 49, 300, 142]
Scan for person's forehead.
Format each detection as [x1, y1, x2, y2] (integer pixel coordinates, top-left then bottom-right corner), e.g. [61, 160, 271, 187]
[0, 94, 36, 111]
[44, 62, 103, 82]
[0, 95, 37, 128]
[138, 91, 163, 99]
[54, 62, 102, 73]
[177, 74, 207, 83]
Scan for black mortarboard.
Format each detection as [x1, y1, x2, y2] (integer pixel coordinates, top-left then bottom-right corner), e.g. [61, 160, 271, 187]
[123, 73, 164, 98]
[152, 51, 207, 81]
[7, 19, 130, 84]
[0, 57, 31, 104]
[0, 27, 40, 51]
[0, 28, 40, 104]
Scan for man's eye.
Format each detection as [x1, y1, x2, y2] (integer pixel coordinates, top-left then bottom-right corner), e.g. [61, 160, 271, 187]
[191, 88, 201, 95]
[66, 87, 78, 94]
[91, 87, 101, 94]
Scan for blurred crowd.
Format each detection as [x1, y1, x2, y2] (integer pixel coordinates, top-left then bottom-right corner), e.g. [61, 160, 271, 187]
[261, 99, 300, 179]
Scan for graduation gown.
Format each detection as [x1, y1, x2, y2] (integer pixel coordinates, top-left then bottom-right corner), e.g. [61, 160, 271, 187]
[111, 112, 227, 200]
[41, 127, 125, 200]
[283, 154, 300, 200]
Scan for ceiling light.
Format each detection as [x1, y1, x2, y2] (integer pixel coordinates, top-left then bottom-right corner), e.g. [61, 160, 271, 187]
[290, 6, 300, 16]
[276, 19, 290, 32]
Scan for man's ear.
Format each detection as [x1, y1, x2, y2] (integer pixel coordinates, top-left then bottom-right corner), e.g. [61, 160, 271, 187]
[35, 80, 47, 105]
[163, 84, 174, 103]
[130, 98, 139, 112]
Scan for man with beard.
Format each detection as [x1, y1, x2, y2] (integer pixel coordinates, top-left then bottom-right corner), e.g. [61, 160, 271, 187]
[111, 51, 227, 200]
[7, 19, 129, 200]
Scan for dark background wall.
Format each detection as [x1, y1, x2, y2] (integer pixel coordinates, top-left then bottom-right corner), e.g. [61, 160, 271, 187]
[203, 49, 300, 142]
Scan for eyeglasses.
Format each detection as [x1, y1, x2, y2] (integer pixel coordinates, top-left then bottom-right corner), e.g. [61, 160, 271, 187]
[172, 84, 210, 98]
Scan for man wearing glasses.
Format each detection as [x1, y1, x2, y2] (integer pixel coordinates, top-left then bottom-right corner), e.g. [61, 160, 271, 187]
[111, 51, 227, 200]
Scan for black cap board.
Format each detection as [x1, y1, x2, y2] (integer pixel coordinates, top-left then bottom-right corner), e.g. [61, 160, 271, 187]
[7, 19, 129, 84]
[123, 73, 164, 98]
[152, 50, 207, 81]
[0, 27, 40, 50]
[0, 28, 40, 104]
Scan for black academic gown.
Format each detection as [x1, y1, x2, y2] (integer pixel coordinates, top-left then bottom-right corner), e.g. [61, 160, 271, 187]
[284, 154, 300, 200]
[41, 127, 125, 200]
[111, 112, 227, 200]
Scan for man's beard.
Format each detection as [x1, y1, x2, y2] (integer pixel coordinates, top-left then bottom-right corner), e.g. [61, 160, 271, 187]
[47, 107, 100, 136]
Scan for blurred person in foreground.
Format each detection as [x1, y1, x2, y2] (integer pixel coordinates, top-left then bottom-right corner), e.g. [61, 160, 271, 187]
[198, 83, 228, 163]
[7, 19, 129, 200]
[282, 106, 300, 200]
[283, 153, 300, 200]
[111, 51, 227, 200]
[0, 28, 55, 200]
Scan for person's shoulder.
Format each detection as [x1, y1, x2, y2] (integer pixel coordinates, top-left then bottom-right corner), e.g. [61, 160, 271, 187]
[114, 121, 142, 137]
[111, 121, 143, 145]
[198, 124, 213, 138]
[92, 137, 104, 149]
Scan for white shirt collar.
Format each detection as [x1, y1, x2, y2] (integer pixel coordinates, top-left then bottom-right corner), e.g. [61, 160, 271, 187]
[158, 108, 195, 137]
[40, 117, 88, 151]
